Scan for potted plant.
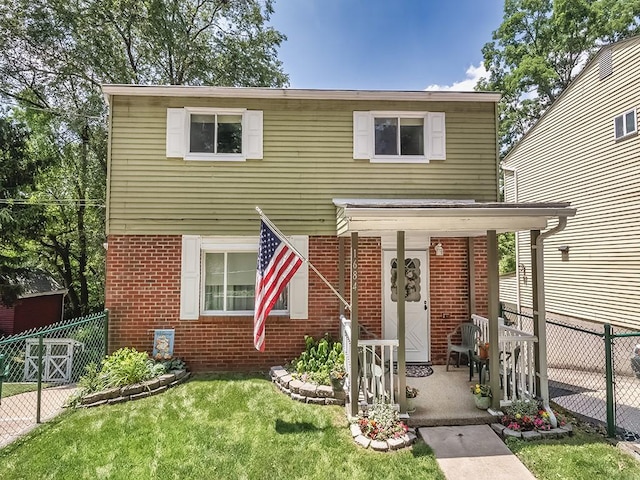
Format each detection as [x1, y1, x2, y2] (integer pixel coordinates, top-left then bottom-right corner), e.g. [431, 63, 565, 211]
[406, 385, 419, 413]
[470, 383, 492, 410]
[329, 362, 347, 391]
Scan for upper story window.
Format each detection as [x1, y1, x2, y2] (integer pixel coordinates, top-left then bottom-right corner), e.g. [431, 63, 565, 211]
[166, 108, 263, 161]
[190, 113, 243, 155]
[353, 111, 445, 163]
[614, 109, 637, 140]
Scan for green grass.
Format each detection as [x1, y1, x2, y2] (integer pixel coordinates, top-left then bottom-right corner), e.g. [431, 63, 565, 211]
[509, 429, 640, 480]
[1, 382, 51, 399]
[0, 373, 445, 480]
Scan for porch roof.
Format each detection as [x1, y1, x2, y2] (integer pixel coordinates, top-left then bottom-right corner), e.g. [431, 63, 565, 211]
[332, 199, 576, 236]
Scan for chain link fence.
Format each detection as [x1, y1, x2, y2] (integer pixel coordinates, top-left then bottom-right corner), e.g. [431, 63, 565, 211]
[0, 311, 108, 448]
[502, 304, 640, 439]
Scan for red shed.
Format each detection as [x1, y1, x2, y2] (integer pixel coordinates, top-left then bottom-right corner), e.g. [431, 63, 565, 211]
[0, 272, 67, 336]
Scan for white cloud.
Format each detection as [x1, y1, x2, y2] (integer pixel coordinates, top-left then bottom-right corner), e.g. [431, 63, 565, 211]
[424, 63, 487, 91]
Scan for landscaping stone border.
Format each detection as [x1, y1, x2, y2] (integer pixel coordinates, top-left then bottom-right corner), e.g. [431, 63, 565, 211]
[79, 370, 190, 408]
[349, 423, 417, 451]
[270, 366, 345, 406]
[270, 365, 416, 452]
[491, 422, 574, 441]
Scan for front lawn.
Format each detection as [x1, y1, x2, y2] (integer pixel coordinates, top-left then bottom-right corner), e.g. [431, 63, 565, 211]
[509, 429, 640, 480]
[0, 373, 445, 480]
[1, 382, 50, 399]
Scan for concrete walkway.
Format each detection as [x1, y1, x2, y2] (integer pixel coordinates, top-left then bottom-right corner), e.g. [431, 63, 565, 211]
[419, 425, 536, 480]
[0, 384, 77, 449]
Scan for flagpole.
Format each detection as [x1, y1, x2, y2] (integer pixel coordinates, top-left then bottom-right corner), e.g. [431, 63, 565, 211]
[256, 206, 351, 311]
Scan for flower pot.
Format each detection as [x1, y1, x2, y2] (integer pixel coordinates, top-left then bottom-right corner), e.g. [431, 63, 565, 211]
[407, 397, 416, 413]
[474, 395, 491, 410]
[330, 377, 345, 391]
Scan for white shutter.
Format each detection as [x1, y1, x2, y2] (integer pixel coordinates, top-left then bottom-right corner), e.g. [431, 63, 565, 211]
[166, 108, 186, 158]
[180, 235, 201, 320]
[353, 111, 372, 159]
[427, 112, 446, 160]
[288, 235, 309, 319]
[245, 110, 263, 159]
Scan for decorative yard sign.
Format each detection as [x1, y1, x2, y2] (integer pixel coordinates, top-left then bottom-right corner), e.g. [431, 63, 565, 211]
[153, 329, 175, 360]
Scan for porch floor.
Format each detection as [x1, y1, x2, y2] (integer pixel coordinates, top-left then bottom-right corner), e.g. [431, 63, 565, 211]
[405, 365, 496, 428]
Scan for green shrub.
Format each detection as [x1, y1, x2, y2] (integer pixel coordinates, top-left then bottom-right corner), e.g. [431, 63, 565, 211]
[292, 334, 344, 385]
[78, 362, 105, 394]
[101, 347, 153, 387]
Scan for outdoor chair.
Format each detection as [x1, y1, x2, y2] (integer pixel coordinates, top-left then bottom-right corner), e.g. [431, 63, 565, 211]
[446, 322, 481, 371]
[481, 345, 522, 396]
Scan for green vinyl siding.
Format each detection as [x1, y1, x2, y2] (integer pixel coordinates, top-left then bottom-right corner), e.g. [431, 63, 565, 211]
[503, 38, 640, 330]
[108, 96, 498, 236]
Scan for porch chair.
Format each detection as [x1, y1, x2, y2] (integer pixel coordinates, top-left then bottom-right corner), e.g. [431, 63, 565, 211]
[481, 345, 522, 396]
[446, 322, 481, 371]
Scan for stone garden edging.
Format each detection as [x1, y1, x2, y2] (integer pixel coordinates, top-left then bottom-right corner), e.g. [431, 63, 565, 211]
[270, 365, 417, 452]
[491, 422, 574, 441]
[269, 366, 346, 406]
[79, 369, 190, 408]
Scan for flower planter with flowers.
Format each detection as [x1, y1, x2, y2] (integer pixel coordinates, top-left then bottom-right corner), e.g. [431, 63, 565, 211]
[470, 383, 492, 409]
[351, 402, 417, 451]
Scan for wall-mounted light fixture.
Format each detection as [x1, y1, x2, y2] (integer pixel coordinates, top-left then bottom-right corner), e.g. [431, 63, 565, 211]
[434, 242, 444, 256]
[558, 245, 570, 261]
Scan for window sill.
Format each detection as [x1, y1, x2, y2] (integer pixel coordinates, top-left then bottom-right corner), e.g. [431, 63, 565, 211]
[615, 131, 637, 142]
[369, 156, 429, 164]
[200, 311, 289, 317]
[184, 154, 246, 162]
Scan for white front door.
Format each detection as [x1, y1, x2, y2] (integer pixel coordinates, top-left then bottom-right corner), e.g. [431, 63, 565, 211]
[383, 250, 430, 363]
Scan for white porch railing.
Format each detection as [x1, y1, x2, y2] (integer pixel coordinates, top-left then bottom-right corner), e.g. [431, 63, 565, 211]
[340, 315, 399, 408]
[471, 314, 538, 406]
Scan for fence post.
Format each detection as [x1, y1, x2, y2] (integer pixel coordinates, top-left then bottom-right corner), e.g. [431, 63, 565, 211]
[104, 309, 110, 357]
[36, 335, 44, 424]
[604, 323, 616, 437]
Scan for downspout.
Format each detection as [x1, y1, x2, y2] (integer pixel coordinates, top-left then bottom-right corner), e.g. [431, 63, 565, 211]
[502, 165, 521, 317]
[535, 216, 568, 427]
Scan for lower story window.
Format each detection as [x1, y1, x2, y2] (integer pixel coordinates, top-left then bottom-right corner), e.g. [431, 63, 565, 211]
[203, 252, 287, 314]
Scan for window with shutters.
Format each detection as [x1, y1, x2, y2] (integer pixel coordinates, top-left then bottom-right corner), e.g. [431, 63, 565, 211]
[166, 108, 263, 161]
[179, 235, 309, 320]
[614, 109, 637, 140]
[353, 111, 446, 163]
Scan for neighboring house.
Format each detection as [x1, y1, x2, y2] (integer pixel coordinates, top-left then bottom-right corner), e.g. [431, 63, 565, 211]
[0, 272, 67, 336]
[102, 84, 574, 415]
[501, 36, 640, 330]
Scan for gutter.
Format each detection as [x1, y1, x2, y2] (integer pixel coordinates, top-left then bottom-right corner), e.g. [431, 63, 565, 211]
[501, 165, 521, 317]
[535, 216, 569, 426]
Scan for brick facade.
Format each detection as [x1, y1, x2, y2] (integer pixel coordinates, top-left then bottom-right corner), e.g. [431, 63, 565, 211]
[105, 234, 488, 371]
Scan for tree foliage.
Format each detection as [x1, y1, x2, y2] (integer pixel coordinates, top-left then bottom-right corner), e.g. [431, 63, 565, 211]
[479, 0, 640, 154]
[0, 0, 288, 316]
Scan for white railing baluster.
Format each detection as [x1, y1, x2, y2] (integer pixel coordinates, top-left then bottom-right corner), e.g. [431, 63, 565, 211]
[471, 313, 538, 406]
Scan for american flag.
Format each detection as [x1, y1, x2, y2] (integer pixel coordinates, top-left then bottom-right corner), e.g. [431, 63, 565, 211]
[254, 220, 303, 352]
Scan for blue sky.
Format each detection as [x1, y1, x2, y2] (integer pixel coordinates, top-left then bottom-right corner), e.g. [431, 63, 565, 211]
[270, 0, 505, 91]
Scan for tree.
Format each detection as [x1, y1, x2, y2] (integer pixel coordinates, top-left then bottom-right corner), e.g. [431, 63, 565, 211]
[0, 0, 288, 316]
[479, 0, 640, 154]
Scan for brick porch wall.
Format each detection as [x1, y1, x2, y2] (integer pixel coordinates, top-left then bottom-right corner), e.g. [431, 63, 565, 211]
[105, 235, 381, 371]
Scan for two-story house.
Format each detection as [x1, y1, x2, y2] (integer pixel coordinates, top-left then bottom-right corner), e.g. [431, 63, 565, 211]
[501, 36, 640, 331]
[102, 85, 574, 413]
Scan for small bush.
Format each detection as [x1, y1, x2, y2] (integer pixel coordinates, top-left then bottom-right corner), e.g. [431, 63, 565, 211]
[501, 399, 566, 431]
[78, 362, 105, 394]
[292, 334, 344, 386]
[101, 347, 154, 387]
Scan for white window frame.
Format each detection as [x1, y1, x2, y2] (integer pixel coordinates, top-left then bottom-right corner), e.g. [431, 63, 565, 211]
[188, 236, 308, 318]
[166, 108, 263, 161]
[353, 110, 446, 163]
[614, 108, 637, 140]
[200, 238, 272, 316]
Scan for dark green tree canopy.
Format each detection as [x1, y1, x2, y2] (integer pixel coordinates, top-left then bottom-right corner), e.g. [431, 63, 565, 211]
[0, 0, 289, 315]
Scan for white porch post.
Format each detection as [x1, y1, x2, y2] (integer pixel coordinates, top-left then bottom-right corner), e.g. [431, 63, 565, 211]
[397, 231, 407, 414]
[349, 232, 359, 418]
[487, 230, 501, 409]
